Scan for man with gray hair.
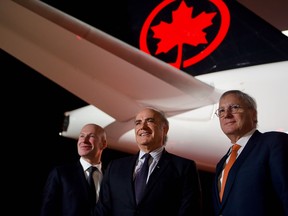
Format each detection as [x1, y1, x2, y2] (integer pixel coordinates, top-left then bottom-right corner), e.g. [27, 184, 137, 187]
[212, 90, 288, 215]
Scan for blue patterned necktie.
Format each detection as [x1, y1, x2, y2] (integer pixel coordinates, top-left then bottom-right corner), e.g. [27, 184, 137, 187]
[134, 153, 151, 204]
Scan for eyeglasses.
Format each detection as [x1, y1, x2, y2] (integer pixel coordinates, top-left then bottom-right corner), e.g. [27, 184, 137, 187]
[215, 104, 246, 118]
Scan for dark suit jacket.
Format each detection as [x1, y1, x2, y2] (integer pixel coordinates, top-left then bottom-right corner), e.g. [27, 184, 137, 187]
[95, 149, 202, 216]
[212, 130, 288, 216]
[40, 161, 96, 216]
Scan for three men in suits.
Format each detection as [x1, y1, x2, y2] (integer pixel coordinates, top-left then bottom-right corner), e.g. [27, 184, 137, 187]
[95, 107, 202, 216]
[40, 123, 107, 216]
[212, 90, 288, 215]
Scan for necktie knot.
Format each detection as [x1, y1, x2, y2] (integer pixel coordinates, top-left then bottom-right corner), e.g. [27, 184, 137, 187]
[88, 165, 97, 176]
[232, 143, 241, 152]
[142, 153, 151, 162]
[88, 166, 98, 172]
[87, 166, 98, 185]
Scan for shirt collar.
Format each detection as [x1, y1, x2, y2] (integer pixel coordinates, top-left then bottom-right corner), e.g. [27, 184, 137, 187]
[138, 146, 164, 160]
[80, 157, 102, 173]
[229, 128, 256, 154]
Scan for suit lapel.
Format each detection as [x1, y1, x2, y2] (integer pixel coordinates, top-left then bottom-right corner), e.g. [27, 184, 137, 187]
[76, 161, 92, 200]
[215, 151, 229, 204]
[143, 151, 170, 196]
[221, 130, 261, 204]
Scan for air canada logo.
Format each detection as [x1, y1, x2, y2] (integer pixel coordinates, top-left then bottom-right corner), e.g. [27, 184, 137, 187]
[139, 0, 230, 69]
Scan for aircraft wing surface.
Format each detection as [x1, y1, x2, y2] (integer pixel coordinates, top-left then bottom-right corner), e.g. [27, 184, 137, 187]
[0, 0, 221, 122]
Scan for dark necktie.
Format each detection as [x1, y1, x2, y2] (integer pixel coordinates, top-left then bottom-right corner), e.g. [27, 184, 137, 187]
[219, 144, 241, 202]
[87, 166, 98, 202]
[134, 153, 151, 204]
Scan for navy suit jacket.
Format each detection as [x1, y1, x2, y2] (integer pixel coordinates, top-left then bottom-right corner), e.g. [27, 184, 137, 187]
[95, 149, 202, 216]
[40, 161, 96, 216]
[212, 130, 288, 216]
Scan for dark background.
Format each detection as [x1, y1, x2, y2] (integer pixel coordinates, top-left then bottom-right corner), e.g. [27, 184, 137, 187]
[3, 0, 288, 215]
[2, 49, 214, 215]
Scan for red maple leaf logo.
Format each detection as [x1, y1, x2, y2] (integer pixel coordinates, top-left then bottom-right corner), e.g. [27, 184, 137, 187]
[151, 1, 216, 68]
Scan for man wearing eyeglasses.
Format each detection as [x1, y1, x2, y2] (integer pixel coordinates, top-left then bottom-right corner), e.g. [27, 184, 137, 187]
[212, 90, 288, 216]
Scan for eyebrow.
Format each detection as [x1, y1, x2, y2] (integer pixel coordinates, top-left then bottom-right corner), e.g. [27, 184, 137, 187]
[135, 117, 155, 123]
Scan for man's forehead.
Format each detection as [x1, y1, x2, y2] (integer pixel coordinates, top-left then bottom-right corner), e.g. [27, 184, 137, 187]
[136, 109, 157, 120]
[220, 95, 241, 103]
[81, 127, 97, 133]
[80, 131, 96, 135]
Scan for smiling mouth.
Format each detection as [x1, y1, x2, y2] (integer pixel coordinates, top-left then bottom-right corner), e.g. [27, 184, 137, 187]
[81, 145, 92, 149]
[140, 132, 150, 136]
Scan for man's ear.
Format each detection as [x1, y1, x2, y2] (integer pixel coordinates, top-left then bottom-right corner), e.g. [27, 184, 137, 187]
[101, 139, 108, 149]
[164, 124, 169, 134]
